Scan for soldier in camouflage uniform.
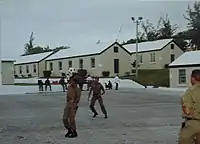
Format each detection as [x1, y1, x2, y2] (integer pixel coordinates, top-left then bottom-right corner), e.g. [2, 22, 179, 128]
[62, 77, 81, 138]
[88, 77, 108, 119]
[178, 69, 200, 144]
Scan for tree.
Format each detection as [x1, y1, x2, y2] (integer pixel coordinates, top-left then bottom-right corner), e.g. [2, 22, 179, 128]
[141, 20, 159, 41]
[54, 46, 70, 51]
[123, 32, 146, 45]
[24, 32, 34, 55]
[157, 14, 178, 39]
[184, 1, 200, 50]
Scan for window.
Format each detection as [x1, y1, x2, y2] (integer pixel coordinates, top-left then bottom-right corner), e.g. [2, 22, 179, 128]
[171, 44, 174, 49]
[58, 61, 62, 70]
[19, 66, 22, 74]
[91, 58, 95, 68]
[68, 60, 72, 68]
[114, 46, 118, 53]
[49, 62, 53, 71]
[33, 64, 36, 73]
[179, 69, 186, 84]
[150, 53, 156, 62]
[140, 55, 143, 63]
[26, 65, 29, 73]
[79, 59, 83, 69]
[170, 54, 175, 62]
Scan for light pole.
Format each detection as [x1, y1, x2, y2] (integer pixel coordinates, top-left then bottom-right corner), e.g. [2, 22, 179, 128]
[131, 16, 142, 78]
[0, 15, 2, 86]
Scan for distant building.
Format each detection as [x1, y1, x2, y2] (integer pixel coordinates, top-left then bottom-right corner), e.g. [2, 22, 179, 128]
[14, 51, 55, 78]
[169, 51, 200, 88]
[45, 41, 131, 77]
[123, 39, 184, 70]
[2, 59, 15, 85]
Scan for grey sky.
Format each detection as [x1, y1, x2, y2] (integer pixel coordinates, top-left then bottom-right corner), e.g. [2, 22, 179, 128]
[0, 0, 195, 59]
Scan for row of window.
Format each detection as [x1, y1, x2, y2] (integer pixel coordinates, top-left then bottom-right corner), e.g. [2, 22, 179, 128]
[49, 58, 96, 71]
[139, 53, 175, 63]
[18, 64, 37, 74]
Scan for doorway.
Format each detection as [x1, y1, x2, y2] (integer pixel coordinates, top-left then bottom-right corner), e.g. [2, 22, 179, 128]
[114, 59, 119, 74]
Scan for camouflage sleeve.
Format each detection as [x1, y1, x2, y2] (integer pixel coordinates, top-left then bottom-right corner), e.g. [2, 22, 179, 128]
[181, 88, 194, 115]
[101, 83, 105, 93]
[88, 85, 93, 96]
[76, 88, 81, 104]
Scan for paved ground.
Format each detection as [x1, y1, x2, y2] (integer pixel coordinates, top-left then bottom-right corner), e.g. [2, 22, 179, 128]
[0, 88, 184, 144]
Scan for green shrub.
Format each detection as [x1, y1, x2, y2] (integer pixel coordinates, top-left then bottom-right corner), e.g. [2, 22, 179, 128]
[102, 71, 110, 77]
[43, 70, 51, 78]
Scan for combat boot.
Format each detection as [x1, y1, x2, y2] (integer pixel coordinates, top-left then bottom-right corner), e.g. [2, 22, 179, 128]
[65, 128, 72, 138]
[104, 113, 108, 119]
[68, 130, 78, 138]
[93, 113, 98, 118]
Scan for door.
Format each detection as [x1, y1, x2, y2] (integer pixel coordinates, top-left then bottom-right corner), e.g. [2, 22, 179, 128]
[114, 59, 119, 74]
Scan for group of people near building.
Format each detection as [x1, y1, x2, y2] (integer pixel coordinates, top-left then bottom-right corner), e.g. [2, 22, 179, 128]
[62, 76, 108, 138]
[61, 69, 200, 142]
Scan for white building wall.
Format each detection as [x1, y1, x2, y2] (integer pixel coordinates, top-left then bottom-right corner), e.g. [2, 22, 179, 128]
[46, 43, 131, 77]
[2, 61, 15, 85]
[170, 66, 200, 88]
[14, 63, 39, 77]
[46, 55, 101, 77]
[130, 41, 184, 70]
[160, 41, 184, 67]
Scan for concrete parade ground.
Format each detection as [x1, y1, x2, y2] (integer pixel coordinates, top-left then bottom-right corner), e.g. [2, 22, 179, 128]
[0, 88, 183, 144]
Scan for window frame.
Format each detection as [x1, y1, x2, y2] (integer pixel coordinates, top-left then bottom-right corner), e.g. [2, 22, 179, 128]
[91, 57, 95, 68]
[150, 53, 156, 63]
[114, 46, 119, 53]
[58, 61, 62, 71]
[178, 69, 186, 84]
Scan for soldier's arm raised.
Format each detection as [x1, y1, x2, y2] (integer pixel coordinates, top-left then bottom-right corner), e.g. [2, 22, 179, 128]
[88, 86, 93, 101]
[181, 89, 194, 116]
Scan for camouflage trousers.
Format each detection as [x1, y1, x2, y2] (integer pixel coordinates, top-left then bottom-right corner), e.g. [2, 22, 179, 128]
[178, 120, 200, 144]
[90, 95, 107, 115]
[62, 103, 78, 131]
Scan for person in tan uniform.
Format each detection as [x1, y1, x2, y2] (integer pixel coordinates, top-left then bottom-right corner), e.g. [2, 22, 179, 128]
[178, 69, 200, 144]
[62, 77, 81, 138]
[88, 77, 108, 119]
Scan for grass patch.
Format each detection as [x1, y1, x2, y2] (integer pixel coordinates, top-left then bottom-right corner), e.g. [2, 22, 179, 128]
[15, 83, 37, 86]
[120, 69, 169, 87]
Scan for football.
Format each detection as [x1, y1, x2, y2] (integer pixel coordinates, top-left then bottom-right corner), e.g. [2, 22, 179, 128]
[68, 68, 76, 74]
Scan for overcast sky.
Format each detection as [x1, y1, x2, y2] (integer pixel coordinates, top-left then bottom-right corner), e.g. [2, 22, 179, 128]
[0, 0, 195, 59]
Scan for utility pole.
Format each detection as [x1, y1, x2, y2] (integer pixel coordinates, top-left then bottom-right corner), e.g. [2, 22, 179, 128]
[0, 15, 2, 86]
[131, 16, 143, 78]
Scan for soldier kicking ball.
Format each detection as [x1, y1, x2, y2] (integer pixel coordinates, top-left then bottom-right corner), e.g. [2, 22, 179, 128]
[62, 77, 81, 138]
[88, 77, 108, 119]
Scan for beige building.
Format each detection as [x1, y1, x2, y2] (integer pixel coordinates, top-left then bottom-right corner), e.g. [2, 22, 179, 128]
[123, 39, 184, 70]
[14, 51, 54, 78]
[45, 41, 131, 77]
[169, 51, 200, 88]
[2, 59, 15, 85]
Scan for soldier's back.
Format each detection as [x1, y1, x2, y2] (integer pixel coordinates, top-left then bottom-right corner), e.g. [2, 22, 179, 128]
[189, 85, 200, 119]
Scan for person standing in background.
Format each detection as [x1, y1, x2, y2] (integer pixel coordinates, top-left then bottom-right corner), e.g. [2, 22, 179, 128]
[114, 75, 120, 90]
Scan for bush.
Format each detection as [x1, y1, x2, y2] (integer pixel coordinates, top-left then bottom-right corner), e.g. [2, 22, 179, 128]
[102, 71, 110, 77]
[124, 72, 130, 76]
[28, 74, 32, 77]
[14, 74, 18, 78]
[43, 70, 51, 78]
[77, 69, 87, 78]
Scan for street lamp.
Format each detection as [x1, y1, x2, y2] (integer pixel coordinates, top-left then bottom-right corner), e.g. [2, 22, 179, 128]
[131, 16, 143, 78]
[0, 15, 2, 86]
